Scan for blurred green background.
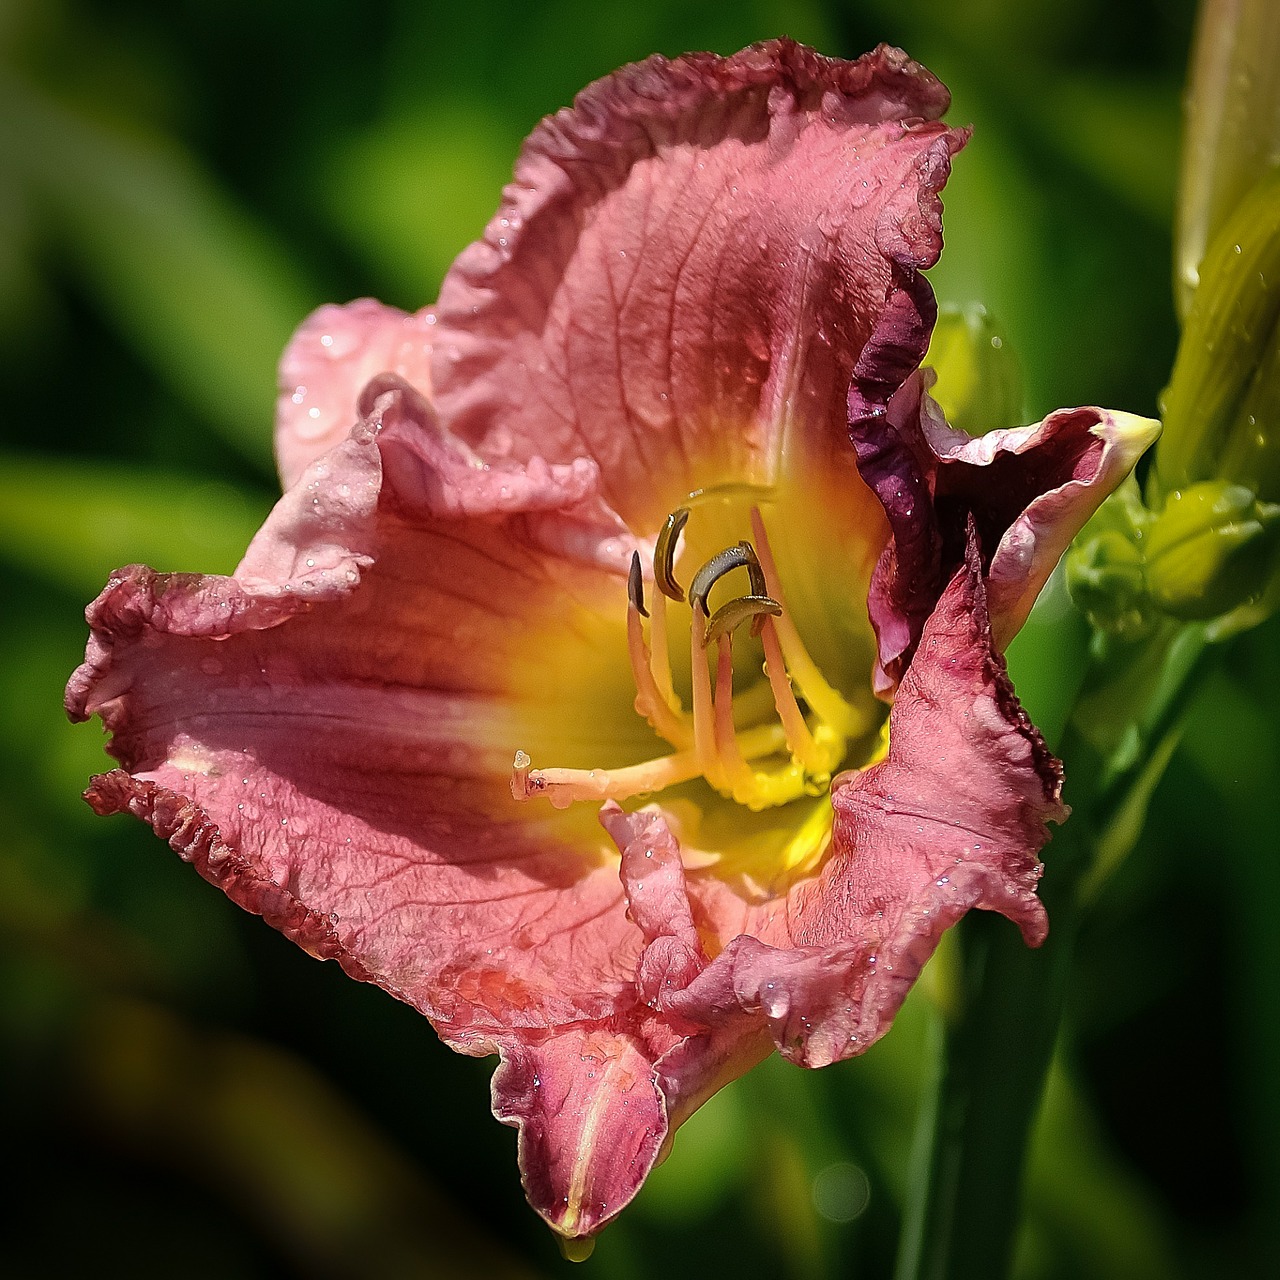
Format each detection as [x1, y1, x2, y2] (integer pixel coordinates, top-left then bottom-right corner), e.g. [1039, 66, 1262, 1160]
[3, 0, 1277, 1276]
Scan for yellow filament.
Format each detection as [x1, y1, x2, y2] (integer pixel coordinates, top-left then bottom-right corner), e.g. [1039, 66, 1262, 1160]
[648, 589, 680, 713]
[750, 506, 861, 738]
[627, 601, 692, 748]
[758, 616, 828, 772]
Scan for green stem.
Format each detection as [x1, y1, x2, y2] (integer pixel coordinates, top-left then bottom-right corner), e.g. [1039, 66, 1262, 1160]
[894, 829, 1086, 1280]
[894, 630, 1221, 1280]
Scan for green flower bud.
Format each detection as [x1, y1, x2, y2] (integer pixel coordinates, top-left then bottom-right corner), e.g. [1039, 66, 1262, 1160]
[1175, 0, 1280, 321]
[924, 303, 1024, 436]
[1066, 476, 1157, 641]
[1155, 164, 1280, 499]
[1145, 480, 1280, 620]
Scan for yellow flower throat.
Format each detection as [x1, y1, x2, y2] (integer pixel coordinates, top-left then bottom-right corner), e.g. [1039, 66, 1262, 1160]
[510, 486, 886, 881]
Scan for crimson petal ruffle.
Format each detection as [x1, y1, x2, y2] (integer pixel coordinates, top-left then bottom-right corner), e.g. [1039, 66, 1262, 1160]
[850, 366, 1160, 695]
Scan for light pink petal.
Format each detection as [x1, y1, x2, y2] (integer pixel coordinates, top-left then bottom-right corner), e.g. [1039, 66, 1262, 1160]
[431, 39, 964, 531]
[69, 381, 646, 1037]
[851, 369, 1159, 691]
[275, 299, 435, 489]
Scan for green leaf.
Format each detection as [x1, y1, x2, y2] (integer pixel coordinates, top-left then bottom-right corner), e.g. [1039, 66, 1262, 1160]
[0, 450, 268, 597]
[1, 71, 316, 471]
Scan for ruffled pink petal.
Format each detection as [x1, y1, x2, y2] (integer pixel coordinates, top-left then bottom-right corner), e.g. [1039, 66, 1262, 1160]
[850, 369, 1159, 692]
[600, 533, 1062, 1076]
[430, 39, 964, 531]
[479, 530, 1059, 1225]
[275, 299, 435, 489]
[70, 381, 646, 1035]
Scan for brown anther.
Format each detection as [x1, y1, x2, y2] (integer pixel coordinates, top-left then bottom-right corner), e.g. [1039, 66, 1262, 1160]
[689, 541, 763, 614]
[627, 550, 648, 618]
[703, 594, 783, 647]
[743, 544, 768, 598]
[655, 507, 690, 601]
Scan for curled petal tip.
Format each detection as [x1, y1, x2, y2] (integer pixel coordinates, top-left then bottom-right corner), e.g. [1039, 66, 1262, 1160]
[1095, 410, 1162, 456]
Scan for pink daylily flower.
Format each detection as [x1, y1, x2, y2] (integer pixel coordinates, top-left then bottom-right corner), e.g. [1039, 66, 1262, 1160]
[67, 41, 1156, 1241]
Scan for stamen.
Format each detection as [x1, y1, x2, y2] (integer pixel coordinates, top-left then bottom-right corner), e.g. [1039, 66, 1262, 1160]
[648, 588, 679, 711]
[626, 565, 692, 749]
[749, 507, 861, 738]
[713, 635, 756, 788]
[701, 597, 815, 812]
[704, 594, 782, 647]
[627, 550, 648, 618]
[688, 603, 722, 788]
[655, 507, 690, 601]
[759, 615, 827, 772]
[688, 542, 760, 614]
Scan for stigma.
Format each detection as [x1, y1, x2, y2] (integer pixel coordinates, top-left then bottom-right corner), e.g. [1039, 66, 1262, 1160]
[511, 501, 862, 814]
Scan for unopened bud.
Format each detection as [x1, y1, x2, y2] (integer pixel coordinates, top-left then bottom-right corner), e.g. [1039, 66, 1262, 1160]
[1175, 0, 1280, 320]
[1145, 480, 1280, 620]
[924, 303, 1024, 436]
[1156, 165, 1280, 499]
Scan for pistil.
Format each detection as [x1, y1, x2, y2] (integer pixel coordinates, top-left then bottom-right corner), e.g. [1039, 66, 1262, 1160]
[510, 723, 787, 808]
